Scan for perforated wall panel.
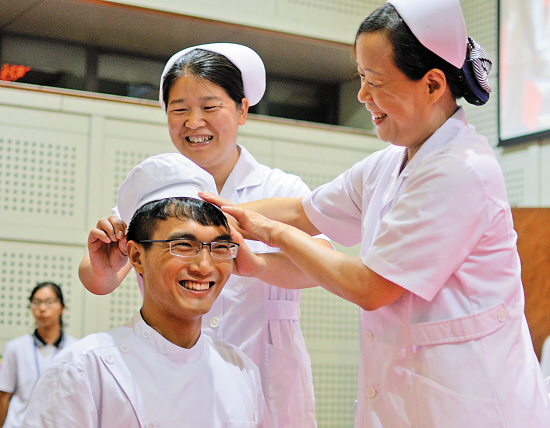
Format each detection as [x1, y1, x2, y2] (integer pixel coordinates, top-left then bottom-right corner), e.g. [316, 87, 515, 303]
[107, 274, 143, 329]
[461, 0, 499, 147]
[0, 107, 88, 244]
[312, 362, 358, 428]
[499, 145, 541, 206]
[301, 287, 359, 342]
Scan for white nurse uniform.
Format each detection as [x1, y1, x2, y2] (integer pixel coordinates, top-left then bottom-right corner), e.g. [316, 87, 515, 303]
[303, 107, 550, 427]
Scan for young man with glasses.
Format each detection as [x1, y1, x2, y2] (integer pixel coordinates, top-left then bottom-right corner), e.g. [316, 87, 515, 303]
[22, 154, 272, 428]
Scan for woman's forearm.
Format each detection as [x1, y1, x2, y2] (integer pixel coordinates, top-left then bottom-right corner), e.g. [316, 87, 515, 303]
[245, 239, 333, 289]
[273, 223, 406, 310]
[78, 253, 132, 295]
[238, 197, 319, 235]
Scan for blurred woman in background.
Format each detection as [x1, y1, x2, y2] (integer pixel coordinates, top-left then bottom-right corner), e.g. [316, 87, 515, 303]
[0, 282, 77, 428]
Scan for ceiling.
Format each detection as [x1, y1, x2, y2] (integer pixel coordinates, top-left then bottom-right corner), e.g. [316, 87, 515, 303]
[0, 0, 359, 84]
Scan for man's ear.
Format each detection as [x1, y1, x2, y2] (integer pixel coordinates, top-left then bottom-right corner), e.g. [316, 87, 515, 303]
[127, 241, 145, 274]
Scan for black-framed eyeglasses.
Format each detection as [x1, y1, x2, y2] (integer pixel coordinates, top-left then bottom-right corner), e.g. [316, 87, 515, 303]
[138, 238, 239, 259]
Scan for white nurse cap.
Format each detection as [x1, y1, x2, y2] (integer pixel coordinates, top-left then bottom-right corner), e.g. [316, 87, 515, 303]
[159, 43, 266, 110]
[388, 0, 467, 69]
[117, 153, 217, 225]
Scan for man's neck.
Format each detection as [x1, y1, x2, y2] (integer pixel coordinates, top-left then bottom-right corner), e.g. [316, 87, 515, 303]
[140, 308, 202, 349]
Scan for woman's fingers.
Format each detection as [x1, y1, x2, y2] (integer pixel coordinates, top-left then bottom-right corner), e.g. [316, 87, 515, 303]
[199, 192, 234, 208]
[93, 216, 127, 242]
[87, 216, 129, 274]
[228, 225, 263, 277]
[222, 206, 276, 246]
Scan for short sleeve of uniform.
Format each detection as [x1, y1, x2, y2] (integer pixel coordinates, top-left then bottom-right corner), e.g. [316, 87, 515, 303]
[364, 150, 494, 301]
[261, 167, 331, 244]
[303, 148, 397, 247]
[302, 167, 364, 246]
[0, 341, 17, 393]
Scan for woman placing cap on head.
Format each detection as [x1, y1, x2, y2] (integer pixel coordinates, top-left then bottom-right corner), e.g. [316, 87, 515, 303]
[201, 1, 550, 427]
[79, 43, 331, 427]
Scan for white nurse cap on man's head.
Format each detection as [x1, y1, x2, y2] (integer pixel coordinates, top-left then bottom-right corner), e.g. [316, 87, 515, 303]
[159, 43, 266, 110]
[388, 0, 467, 69]
[117, 153, 217, 225]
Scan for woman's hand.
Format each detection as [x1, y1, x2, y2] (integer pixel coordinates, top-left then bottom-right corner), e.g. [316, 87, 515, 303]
[221, 206, 283, 248]
[87, 215, 129, 275]
[200, 192, 257, 239]
[198, 192, 233, 208]
[79, 215, 132, 295]
[227, 225, 266, 278]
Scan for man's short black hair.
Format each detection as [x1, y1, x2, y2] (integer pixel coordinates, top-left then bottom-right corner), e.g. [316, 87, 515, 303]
[126, 198, 229, 249]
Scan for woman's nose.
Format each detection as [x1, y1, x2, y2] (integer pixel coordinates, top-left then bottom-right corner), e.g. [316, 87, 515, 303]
[357, 83, 372, 104]
[185, 110, 206, 129]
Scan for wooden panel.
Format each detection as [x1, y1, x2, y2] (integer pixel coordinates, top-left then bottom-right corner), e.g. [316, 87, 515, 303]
[512, 208, 550, 360]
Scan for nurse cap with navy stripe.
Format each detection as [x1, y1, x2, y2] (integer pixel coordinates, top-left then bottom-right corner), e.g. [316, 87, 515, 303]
[388, 0, 492, 105]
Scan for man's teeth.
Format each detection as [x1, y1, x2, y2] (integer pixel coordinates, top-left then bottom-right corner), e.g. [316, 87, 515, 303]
[187, 136, 213, 143]
[373, 113, 387, 120]
[180, 281, 212, 291]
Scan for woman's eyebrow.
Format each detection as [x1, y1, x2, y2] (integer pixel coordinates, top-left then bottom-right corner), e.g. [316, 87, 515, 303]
[168, 95, 222, 106]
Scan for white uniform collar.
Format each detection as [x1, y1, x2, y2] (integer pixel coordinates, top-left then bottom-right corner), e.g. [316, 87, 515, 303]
[220, 145, 264, 198]
[130, 311, 205, 365]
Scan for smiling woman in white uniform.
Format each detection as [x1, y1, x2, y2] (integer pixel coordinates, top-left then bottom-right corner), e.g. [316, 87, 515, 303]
[201, 0, 550, 426]
[78, 44, 330, 428]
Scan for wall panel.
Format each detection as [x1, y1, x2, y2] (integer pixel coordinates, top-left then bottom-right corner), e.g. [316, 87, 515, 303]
[0, 108, 89, 245]
[499, 145, 542, 206]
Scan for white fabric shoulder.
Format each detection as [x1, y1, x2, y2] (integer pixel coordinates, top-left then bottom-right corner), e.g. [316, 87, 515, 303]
[303, 145, 402, 247]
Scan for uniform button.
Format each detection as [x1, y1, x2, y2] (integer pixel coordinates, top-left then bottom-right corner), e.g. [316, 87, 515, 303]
[119, 344, 130, 353]
[209, 317, 220, 328]
[145, 422, 157, 428]
[497, 309, 508, 322]
[365, 386, 377, 399]
[364, 330, 374, 343]
[141, 330, 151, 339]
[105, 354, 115, 365]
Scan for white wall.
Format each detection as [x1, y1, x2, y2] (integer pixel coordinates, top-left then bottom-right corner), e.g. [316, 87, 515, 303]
[102, 0, 384, 44]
